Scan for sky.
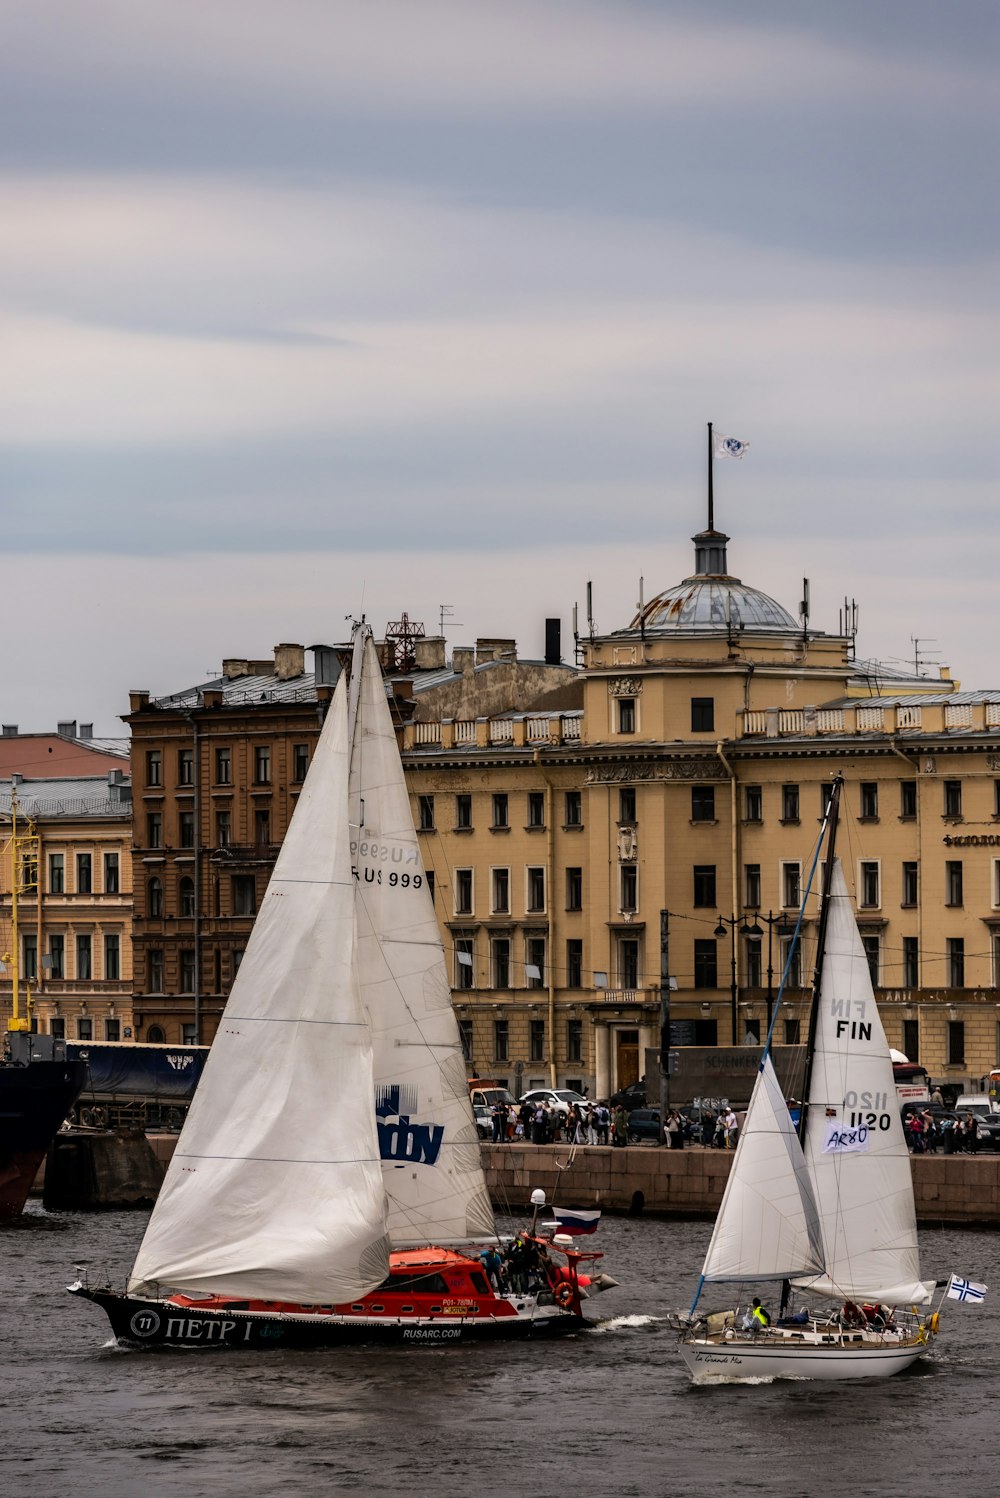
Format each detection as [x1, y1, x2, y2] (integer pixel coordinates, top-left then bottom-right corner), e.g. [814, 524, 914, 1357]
[2, 0, 997, 734]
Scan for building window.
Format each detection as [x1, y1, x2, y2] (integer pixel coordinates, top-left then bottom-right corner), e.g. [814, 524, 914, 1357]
[455, 937, 475, 989]
[178, 748, 194, 786]
[903, 936, 919, 987]
[103, 852, 120, 893]
[22, 933, 37, 980]
[216, 747, 232, 785]
[618, 938, 640, 989]
[995, 780, 1000, 819]
[745, 937, 762, 988]
[944, 780, 962, 819]
[526, 867, 546, 913]
[488, 867, 510, 915]
[527, 791, 545, 828]
[455, 868, 474, 916]
[20, 850, 37, 890]
[946, 860, 963, 907]
[820, 783, 834, 818]
[292, 744, 309, 782]
[948, 1019, 965, 1065]
[900, 781, 917, 819]
[902, 1017, 919, 1061]
[426, 870, 435, 903]
[105, 1018, 121, 1041]
[146, 749, 162, 787]
[148, 948, 164, 991]
[182, 1023, 197, 1045]
[418, 795, 435, 830]
[494, 1019, 509, 1063]
[617, 698, 636, 734]
[179, 877, 195, 917]
[147, 813, 162, 849]
[566, 939, 583, 988]
[781, 784, 800, 823]
[948, 938, 965, 987]
[50, 1016, 66, 1039]
[744, 1018, 761, 1045]
[620, 865, 638, 912]
[216, 809, 231, 847]
[49, 934, 65, 979]
[148, 877, 163, 917]
[49, 853, 64, 894]
[902, 861, 918, 907]
[455, 793, 472, 830]
[253, 745, 271, 784]
[693, 939, 717, 989]
[691, 785, 715, 822]
[781, 861, 801, 909]
[104, 934, 120, 980]
[619, 788, 636, 823]
[254, 808, 270, 846]
[526, 937, 546, 989]
[567, 1018, 583, 1063]
[693, 865, 716, 908]
[76, 934, 92, 981]
[492, 793, 509, 829]
[564, 790, 582, 827]
[458, 1018, 473, 1063]
[78, 1017, 93, 1041]
[180, 949, 196, 993]
[691, 697, 714, 732]
[491, 938, 511, 989]
[179, 811, 195, 849]
[860, 861, 880, 908]
[859, 782, 878, 820]
[146, 1024, 166, 1043]
[232, 875, 257, 916]
[743, 785, 762, 823]
[780, 935, 801, 987]
[744, 863, 761, 908]
[565, 867, 583, 911]
[784, 1018, 801, 1046]
[76, 853, 92, 894]
[529, 1019, 545, 1062]
[861, 934, 880, 985]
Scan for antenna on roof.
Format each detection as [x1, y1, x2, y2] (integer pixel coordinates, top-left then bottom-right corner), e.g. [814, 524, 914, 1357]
[799, 578, 810, 648]
[586, 581, 595, 640]
[839, 596, 859, 644]
[439, 603, 462, 636]
[910, 636, 939, 677]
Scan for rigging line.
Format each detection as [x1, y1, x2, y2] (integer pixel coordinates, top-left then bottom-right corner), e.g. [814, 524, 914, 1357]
[763, 813, 831, 1056]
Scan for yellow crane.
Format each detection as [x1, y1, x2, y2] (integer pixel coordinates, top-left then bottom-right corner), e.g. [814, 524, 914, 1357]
[3, 790, 39, 1034]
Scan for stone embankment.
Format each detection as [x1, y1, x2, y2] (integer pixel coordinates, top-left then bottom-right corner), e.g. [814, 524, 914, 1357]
[482, 1144, 1000, 1228]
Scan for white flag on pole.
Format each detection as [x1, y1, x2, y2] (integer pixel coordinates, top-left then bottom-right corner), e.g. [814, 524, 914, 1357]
[714, 433, 749, 459]
[947, 1274, 987, 1303]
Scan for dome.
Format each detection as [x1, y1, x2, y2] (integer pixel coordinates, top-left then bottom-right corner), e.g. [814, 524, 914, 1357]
[628, 527, 798, 635]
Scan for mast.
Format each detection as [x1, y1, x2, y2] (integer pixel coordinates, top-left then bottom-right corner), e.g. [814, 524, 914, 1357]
[707, 421, 714, 532]
[798, 776, 844, 1148]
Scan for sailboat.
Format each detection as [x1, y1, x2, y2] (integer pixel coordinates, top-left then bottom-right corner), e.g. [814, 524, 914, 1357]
[678, 777, 941, 1380]
[70, 627, 610, 1348]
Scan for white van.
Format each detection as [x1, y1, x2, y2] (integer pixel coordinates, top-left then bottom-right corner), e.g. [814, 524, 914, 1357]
[956, 1094, 1000, 1117]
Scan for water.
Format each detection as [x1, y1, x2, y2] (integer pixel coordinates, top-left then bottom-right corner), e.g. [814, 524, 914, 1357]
[3, 1205, 998, 1498]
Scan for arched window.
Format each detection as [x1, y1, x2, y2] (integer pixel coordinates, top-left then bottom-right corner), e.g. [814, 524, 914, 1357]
[146, 1024, 166, 1043]
[179, 877, 195, 918]
[148, 877, 163, 917]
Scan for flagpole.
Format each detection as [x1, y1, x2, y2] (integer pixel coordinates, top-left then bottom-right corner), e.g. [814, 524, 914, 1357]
[707, 421, 714, 531]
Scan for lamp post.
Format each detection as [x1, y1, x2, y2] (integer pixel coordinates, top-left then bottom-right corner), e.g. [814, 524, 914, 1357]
[714, 913, 760, 1045]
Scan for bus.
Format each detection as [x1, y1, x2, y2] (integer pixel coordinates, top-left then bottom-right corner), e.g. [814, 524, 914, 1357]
[892, 1060, 930, 1104]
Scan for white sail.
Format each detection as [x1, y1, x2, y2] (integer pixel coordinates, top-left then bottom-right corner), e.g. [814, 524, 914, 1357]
[792, 859, 931, 1306]
[129, 677, 391, 1302]
[701, 1053, 823, 1283]
[349, 632, 496, 1247]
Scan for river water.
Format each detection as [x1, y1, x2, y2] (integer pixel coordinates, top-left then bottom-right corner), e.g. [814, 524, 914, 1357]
[3, 1204, 997, 1498]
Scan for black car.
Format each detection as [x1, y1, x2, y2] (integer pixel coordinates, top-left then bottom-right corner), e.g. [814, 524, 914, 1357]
[611, 1080, 647, 1110]
[626, 1107, 662, 1143]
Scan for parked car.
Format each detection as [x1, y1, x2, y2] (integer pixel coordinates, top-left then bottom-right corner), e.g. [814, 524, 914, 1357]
[610, 1080, 647, 1110]
[472, 1104, 492, 1140]
[518, 1088, 588, 1119]
[626, 1107, 662, 1143]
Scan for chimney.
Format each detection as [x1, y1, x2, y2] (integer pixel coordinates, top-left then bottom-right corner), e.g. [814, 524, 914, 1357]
[57, 720, 77, 738]
[129, 691, 151, 712]
[453, 646, 475, 677]
[475, 637, 516, 665]
[222, 659, 254, 680]
[413, 637, 447, 671]
[311, 645, 342, 689]
[273, 643, 305, 681]
[201, 688, 223, 708]
[544, 618, 562, 665]
[2, 725, 17, 737]
[11, 772, 23, 785]
[79, 723, 94, 740]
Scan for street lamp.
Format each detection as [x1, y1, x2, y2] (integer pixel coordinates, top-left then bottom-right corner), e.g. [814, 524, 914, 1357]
[714, 913, 760, 1045]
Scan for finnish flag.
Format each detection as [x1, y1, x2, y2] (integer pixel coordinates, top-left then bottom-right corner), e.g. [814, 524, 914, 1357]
[947, 1274, 987, 1303]
[714, 433, 750, 460]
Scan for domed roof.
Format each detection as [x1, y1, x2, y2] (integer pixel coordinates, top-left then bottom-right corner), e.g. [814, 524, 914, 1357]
[628, 528, 798, 635]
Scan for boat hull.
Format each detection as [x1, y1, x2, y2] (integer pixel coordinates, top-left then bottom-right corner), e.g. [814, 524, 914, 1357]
[0, 1059, 88, 1221]
[69, 1285, 589, 1348]
[679, 1335, 927, 1381]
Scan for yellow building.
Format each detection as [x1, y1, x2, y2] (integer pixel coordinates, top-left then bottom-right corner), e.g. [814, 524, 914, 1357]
[0, 772, 134, 1040]
[403, 523, 1000, 1098]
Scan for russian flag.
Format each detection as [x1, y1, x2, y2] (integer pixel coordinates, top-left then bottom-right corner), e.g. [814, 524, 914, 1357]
[551, 1208, 601, 1236]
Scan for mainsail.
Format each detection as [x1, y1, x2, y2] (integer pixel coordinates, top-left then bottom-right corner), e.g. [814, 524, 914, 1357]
[700, 1052, 823, 1284]
[348, 632, 496, 1247]
[128, 676, 391, 1302]
[792, 860, 931, 1306]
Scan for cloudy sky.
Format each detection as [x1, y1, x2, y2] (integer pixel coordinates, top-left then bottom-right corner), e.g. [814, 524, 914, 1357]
[2, 1, 997, 733]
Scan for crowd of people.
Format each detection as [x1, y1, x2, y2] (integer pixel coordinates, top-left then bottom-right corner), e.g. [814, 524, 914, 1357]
[905, 1109, 984, 1153]
[489, 1099, 742, 1148]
